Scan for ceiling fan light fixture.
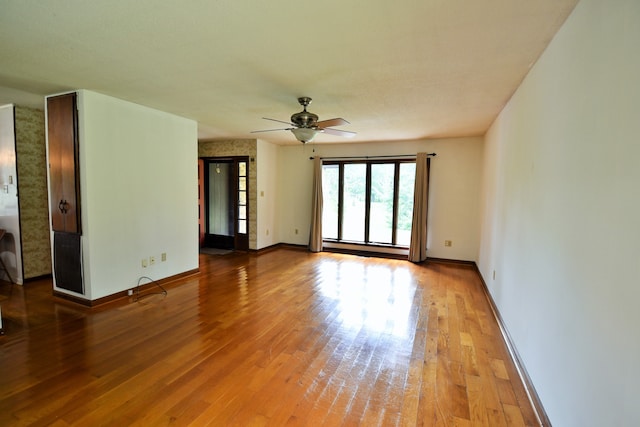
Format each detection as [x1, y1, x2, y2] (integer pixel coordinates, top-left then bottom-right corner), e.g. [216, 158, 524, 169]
[291, 127, 318, 143]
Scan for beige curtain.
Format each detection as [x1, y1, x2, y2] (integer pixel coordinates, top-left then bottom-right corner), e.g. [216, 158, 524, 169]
[408, 153, 431, 262]
[309, 156, 323, 252]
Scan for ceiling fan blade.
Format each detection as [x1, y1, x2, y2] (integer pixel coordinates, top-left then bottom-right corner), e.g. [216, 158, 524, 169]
[262, 117, 295, 126]
[251, 127, 293, 133]
[316, 118, 350, 128]
[321, 128, 357, 138]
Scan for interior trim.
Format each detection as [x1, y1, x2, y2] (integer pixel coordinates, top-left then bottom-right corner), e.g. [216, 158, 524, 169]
[53, 268, 200, 307]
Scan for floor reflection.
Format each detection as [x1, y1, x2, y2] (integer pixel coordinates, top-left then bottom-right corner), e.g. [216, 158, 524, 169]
[315, 257, 416, 338]
[236, 266, 249, 314]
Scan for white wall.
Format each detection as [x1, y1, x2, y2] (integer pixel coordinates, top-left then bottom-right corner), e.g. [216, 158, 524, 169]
[277, 137, 483, 261]
[256, 139, 279, 249]
[478, 0, 640, 425]
[78, 90, 198, 300]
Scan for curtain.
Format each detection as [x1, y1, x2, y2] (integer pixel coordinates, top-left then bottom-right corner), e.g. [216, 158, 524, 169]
[408, 153, 431, 262]
[309, 156, 323, 252]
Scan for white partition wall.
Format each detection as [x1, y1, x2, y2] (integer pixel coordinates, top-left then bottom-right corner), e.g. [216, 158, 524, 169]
[47, 90, 198, 301]
[478, 0, 640, 425]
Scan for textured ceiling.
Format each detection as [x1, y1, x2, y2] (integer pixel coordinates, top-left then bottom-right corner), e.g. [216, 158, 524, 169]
[0, 0, 578, 145]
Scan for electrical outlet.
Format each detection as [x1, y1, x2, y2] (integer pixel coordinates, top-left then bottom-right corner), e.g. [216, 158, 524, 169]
[142, 258, 148, 268]
[445, 240, 452, 247]
[149, 256, 156, 265]
[127, 289, 133, 296]
[161, 252, 167, 262]
[295, 228, 299, 235]
[493, 270, 496, 280]
[266, 229, 269, 236]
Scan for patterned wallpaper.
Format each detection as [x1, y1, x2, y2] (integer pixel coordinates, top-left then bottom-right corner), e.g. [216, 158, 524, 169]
[198, 139, 257, 250]
[15, 106, 52, 279]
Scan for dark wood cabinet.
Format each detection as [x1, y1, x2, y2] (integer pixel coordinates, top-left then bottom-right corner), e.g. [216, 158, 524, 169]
[47, 93, 83, 294]
[47, 93, 81, 234]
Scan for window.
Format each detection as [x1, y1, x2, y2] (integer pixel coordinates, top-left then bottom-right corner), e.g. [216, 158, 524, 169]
[322, 159, 416, 247]
[237, 160, 247, 234]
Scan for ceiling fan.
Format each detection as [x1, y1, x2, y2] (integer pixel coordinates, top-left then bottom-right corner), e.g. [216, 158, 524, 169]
[252, 97, 356, 143]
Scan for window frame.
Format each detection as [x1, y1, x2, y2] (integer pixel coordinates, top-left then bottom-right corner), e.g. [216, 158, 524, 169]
[322, 158, 415, 249]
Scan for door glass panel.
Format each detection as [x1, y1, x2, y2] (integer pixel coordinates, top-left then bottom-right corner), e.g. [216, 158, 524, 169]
[208, 163, 232, 236]
[237, 161, 247, 235]
[322, 164, 339, 239]
[396, 162, 416, 246]
[342, 163, 366, 242]
[369, 163, 394, 244]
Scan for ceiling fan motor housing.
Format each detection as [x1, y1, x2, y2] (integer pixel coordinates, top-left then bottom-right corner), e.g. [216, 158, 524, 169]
[291, 110, 318, 128]
[291, 96, 318, 128]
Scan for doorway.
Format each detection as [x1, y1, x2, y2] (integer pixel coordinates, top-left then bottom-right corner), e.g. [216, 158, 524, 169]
[200, 157, 249, 251]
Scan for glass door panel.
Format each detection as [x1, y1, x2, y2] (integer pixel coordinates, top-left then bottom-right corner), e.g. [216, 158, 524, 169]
[396, 162, 416, 246]
[342, 163, 366, 242]
[236, 160, 248, 242]
[369, 163, 394, 244]
[208, 163, 233, 236]
[322, 164, 339, 239]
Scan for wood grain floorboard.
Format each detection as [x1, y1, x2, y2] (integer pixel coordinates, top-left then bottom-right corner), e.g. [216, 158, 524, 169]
[0, 249, 539, 426]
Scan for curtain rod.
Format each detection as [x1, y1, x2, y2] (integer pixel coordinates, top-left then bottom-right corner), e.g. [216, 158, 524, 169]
[308, 153, 436, 160]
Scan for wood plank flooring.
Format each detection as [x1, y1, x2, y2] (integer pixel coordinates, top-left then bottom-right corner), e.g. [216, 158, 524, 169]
[0, 248, 539, 426]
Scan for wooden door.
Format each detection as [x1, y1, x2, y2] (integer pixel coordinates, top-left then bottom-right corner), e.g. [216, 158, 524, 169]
[198, 159, 205, 246]
[203, 157, 249, 251]
[47, 93, 80, 233]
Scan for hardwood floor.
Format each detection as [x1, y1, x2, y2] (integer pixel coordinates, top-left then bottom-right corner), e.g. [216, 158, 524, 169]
[0, 248, 539, 426]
